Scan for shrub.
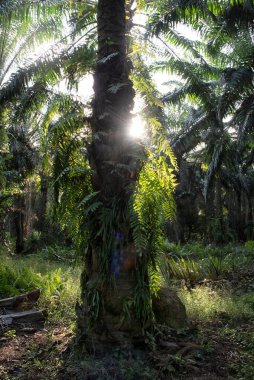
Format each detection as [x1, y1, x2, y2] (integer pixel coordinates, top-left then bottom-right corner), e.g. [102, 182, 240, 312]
[0, 247, 80, 325]
[179, 287, 254, 322]
[245, 240, 254, 253]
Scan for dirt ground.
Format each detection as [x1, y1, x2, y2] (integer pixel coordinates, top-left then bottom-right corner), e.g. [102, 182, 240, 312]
[0, 318, 251, 380]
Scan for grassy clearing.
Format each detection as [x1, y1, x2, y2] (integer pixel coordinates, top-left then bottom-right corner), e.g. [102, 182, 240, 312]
[0, 245, 81, 326]
[163, 242, 254, 380]
[160, 242, 254, 379]
[179, 287, 254, 322]
[161, 241, 254, 288]
[1, 242, 254, 379]
[179, 286, 254, 380]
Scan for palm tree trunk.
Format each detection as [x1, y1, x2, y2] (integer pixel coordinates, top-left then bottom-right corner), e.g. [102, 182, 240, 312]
[14, 194, 25, 253]
[77, 0, 144, 350]
[246, 195, 254, 240]
[227, 188, 237, 241]
[205, 182, 215, 243]
[24, 179, 33, 239]
[214, 177, 224, 243]
[90, 0, 136, 198]
[37, 172, 48, 235]
[236, 190, 245, 241]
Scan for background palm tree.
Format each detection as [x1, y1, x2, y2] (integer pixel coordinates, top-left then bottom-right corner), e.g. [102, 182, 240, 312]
[144, 0, 254, 243]
[0, 0, 97, 248]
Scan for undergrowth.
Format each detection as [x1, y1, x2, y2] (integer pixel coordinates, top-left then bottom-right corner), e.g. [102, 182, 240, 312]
[160, 242, 254, 379]
[179, 287, 254, 322]
[1, 242, 254, 379]
[161, 241, 254, 286]
[0, 245, 81, 326]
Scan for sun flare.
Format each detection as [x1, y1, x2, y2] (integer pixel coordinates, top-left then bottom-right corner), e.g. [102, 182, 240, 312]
[129, 115, 145, 139]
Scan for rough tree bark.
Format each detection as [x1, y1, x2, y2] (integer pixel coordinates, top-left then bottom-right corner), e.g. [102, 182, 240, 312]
[77, 0, 187, 351]
[77, 0, 145, 350]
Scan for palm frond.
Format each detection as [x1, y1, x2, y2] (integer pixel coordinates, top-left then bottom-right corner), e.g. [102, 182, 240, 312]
[219, 67, 254, 120]
[0, 44, 95, 106]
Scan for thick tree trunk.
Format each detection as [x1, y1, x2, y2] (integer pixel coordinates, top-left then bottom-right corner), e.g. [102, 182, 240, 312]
[77, 0, 187, 350]
[77, 0, 145, 350]
[90, 0, 136, 198]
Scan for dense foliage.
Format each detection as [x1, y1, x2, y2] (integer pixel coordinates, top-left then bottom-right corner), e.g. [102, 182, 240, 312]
[0, 2, 254, 378]
[0, 0, 253, 340]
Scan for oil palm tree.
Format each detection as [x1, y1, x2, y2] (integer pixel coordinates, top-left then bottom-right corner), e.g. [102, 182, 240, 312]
[76, 0, 155, 348]
[1, 0, 179, 346]
[0, 0, 97, 248]
[7, 125, 37, 252]
[55, 0, 177, 348]
[144, 0, 254, 242]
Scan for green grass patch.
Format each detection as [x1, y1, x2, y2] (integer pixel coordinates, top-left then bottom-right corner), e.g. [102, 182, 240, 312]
[0, 246, 81, 326]
[179, 287, 254, 323]
[161, 241, 254, 287]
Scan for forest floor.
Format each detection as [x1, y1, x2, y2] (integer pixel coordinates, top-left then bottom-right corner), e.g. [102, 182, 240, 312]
[0, 244, 254, 379]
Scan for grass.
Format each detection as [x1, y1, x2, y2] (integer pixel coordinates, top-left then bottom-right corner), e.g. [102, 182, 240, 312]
[0, 245, 81, 326]
[177, 279, 254, 379]
[179, 287, 254, 322]
[73, 352, 157, 380]
[164, 242, 254, 380]
[161, 241, 254, 287]
[1, 241, 254, 379]
[161, 241, 254, 379]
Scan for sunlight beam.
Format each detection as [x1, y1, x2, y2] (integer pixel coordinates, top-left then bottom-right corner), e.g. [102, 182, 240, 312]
[128, 115, 145, 139]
